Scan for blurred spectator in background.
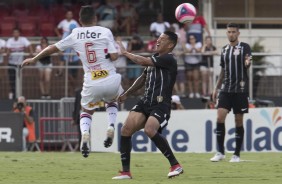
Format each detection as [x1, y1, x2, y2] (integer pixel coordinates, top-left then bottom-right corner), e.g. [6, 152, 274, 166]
[54, 10, 80, 39]
[146, 34, 158, 53]
[72, 88, 82, 150]
[114, 36, 128, 85]
[0, 38, 6, 65]
[127, 34, 145, 89]
[173, 30, 186, 97]
[182, 34, 202, 98]
[64, 23, 81, 96]
[117, 1, 139, 36]
[150, 13, 170, 37]
[171, 95, 185, 110]
[13, 96, 36, 151]
[200, 36, 217, 96]
[96, 0, 118, 32]
[6, 28, 33, 99]
[187, 11, 210, 44]
[35, 37, 52, 99]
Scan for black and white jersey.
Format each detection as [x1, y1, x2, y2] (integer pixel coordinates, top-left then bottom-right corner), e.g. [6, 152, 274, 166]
[141, 53, 177, 105]
[220, 42, 252, 93]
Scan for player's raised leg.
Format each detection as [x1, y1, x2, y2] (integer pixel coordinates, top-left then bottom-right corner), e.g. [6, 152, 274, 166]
[144, 116, 183, 178]
[104, 102, 118, 148]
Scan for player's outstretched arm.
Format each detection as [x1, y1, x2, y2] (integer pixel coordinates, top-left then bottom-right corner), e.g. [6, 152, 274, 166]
[117, 73, 146, 103]
[117, 41, 153, 66]
[21, 45, 60, 68]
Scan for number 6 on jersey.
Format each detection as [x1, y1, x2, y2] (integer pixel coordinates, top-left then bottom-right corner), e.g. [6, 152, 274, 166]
[85, 42, 96, 63]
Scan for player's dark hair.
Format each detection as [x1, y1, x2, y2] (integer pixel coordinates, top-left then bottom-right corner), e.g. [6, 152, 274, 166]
[227, 23, 240, 30]
[164, 31, 178, 49]
[79, 5, 95, 25]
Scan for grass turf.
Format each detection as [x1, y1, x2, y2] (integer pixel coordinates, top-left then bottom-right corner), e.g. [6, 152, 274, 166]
[0, 152, 281, 184]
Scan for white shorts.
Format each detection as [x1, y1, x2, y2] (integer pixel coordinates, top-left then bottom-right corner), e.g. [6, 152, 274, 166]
[81, 74, 123, 110]
[36, 62, 52, 72]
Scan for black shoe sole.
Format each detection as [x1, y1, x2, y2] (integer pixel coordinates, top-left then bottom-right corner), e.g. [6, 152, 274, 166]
[81, 143, 89, 158]
[104, 137, 113, 148]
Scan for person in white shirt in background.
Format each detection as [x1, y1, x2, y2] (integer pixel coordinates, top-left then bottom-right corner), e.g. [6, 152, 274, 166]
[54, 10, 80, 39]
[182, 34, 202, 99]
[150, 13, 170, 37]
[6, 28, 33, 99]
[21, 6, 123, 158]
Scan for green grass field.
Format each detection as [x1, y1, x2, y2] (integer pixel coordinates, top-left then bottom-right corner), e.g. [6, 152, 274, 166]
[0, 152, 281, 184]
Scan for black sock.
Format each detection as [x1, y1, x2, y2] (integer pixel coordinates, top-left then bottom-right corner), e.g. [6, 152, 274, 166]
[234, 126, 244, 157]
[120, 136, 132, 172]
[216, 123, 225, 154]
[151, 133, 178, 166]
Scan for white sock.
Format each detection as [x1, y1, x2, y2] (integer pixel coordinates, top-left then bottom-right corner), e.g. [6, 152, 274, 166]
[106, 102, 118, 127]
[80, 112, 92, 133]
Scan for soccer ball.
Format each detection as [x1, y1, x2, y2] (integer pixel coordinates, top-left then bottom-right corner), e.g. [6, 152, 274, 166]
[175, 3, 197, 24]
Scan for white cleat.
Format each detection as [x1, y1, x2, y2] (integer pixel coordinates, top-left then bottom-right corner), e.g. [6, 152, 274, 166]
[229, 155, 240, 162]
[167, 164, 184, 178]
[104, 126, 115, 148]
[210, 152, 225, 162]
[112, 171, 132, 179]
[80, 132, 90, 158]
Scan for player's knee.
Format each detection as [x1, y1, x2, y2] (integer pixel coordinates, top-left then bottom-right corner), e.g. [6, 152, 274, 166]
[235, 115, 243, 126]
[144, 126, 156, 138]
[121, 125, 133, 136]
[216, 117, 225, 123]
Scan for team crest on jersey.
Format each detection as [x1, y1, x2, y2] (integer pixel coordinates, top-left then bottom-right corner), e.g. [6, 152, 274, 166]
[233, 48, 240, 55]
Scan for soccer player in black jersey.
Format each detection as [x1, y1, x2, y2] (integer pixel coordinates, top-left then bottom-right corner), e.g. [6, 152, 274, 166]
[112, 31, 183, 179]
[210, 23, 252, 163]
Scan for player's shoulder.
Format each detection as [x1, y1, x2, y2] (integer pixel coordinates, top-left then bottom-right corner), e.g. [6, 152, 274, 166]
[157, 53, 177, 64]
[239, 42, 251, 47]
[221, 44, 229, 49]
[93, 26, 111, 32]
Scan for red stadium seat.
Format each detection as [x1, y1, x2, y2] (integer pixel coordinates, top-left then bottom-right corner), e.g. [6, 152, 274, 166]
[0, 22, 16, 36]
[39, 22, 55, 36]
[18, 22, 37, 36]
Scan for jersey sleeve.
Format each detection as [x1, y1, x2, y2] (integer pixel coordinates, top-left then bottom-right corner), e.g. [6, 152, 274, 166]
[55, 33, 74, 51]
[220, 48, 225, 68]
[107, 30, 117, 53]
[149, 23, 155, 32]
[6, 39, 11, 48]
[244, 43, 252, 58]
[23, 37, 31, 47]
[151, 54, 174, 69]
[57, 20, 63, 29]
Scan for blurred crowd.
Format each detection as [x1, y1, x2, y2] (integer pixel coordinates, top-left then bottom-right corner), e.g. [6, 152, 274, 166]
[0, 0, 218, 100]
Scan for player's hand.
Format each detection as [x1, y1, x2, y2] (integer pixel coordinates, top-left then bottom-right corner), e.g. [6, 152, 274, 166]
[21, 58, 35, 68]
[117, 93, 127, 103]
[117, 41, 126, 55]
[245, 54, 252, 67]
[212, 89, 218, 103]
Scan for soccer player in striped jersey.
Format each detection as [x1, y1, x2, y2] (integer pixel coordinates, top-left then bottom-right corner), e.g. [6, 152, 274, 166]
[21, 6, 123, 157]
[112, 31, 183, 179]
[210, 23, 252, 163]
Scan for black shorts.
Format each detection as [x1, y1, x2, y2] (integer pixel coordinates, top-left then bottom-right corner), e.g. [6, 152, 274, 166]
[184, 63, 200, 71]
[131, 100, 171, 133]
[217, 92, 249, 114]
